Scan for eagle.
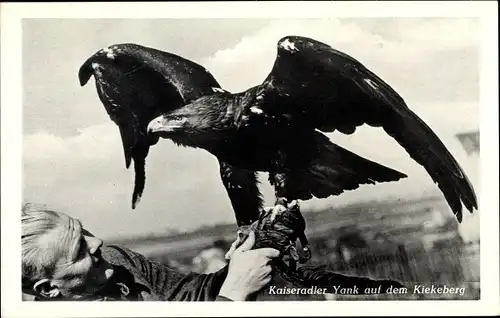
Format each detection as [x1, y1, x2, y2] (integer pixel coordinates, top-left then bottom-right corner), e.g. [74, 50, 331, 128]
[80, 36, 477, 261]
[147, 36, 477, 220]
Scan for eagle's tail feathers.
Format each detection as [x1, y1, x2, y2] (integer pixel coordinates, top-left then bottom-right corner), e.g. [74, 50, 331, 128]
[292, 133, 407, 200]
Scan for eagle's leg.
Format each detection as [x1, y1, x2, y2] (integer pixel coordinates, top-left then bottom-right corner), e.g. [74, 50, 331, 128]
[268, 171, 312, 262]
[266, 172, 290, 224]
[276, 199, 312, 263]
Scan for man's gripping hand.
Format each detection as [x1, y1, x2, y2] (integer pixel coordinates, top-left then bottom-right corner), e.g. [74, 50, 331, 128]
[218, 231, 280, 301]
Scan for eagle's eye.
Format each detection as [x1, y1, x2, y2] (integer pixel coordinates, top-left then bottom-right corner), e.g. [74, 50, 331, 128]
[169, 115, 185, 121]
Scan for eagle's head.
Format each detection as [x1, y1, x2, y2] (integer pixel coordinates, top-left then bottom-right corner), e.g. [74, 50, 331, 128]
[147, 95, 232, 148]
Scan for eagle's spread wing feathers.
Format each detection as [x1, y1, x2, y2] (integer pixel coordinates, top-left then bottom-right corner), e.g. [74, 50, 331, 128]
[256, 36, 477, 221]
[117, 120, 136, 169]
[78, 44, 222, 209]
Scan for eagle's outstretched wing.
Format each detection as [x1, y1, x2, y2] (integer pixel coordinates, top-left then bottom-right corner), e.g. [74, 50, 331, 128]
[78, 43, 222, 208]
[79, 43, 265, 222]
[254, 36, 477, 221]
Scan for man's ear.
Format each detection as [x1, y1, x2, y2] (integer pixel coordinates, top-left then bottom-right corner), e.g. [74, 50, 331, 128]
[33, 278, 61, 298]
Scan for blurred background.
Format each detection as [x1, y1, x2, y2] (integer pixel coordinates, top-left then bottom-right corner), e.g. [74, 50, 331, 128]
[22, 18, 480, 300]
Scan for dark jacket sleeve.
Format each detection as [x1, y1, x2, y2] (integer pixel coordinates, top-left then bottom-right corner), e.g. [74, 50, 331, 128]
[106, 245, 229, 301]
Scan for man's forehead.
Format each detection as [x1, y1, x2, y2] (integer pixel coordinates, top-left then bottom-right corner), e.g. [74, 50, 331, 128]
[37, 215, 82, 249]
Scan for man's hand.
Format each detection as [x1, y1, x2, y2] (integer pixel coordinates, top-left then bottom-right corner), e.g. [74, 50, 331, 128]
[218, 231, 280, 301]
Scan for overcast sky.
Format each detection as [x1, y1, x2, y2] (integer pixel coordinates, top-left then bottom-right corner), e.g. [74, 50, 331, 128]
[22, 18, 480, 240]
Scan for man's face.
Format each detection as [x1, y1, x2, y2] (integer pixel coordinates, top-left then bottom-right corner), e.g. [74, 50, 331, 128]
[39, 213, 114, 299]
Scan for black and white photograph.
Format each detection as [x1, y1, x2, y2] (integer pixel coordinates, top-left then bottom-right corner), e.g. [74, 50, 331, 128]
[1, 1, 499, 317]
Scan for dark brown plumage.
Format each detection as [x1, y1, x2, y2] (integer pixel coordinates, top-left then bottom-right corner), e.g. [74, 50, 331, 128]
[148, 35, 477, 225]
[79, 44, 228, 209]
[79, 36, 477, 229]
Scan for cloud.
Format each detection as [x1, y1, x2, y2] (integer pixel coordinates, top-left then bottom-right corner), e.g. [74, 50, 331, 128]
[201, 18, 479, 102]
[22, 18, 273, 137]
[402, 18, 479, 49]
[24, 123, 118, 163]
[23, 123, 260, 239]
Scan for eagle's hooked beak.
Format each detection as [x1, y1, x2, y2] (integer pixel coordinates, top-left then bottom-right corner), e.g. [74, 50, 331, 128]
[147, 115, 183, 137]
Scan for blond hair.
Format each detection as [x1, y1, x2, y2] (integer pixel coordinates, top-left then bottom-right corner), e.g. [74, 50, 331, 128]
[21, 203, 63, 293]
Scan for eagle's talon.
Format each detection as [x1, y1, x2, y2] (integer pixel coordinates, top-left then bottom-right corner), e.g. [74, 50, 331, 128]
[275, 197, 288, 207]
[259, 207, 273, 220]
[288, 199, 299, 209]
[270, 204, 287, 225]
